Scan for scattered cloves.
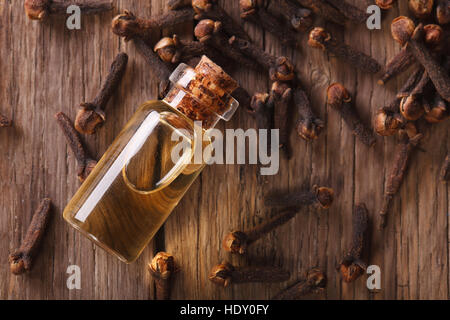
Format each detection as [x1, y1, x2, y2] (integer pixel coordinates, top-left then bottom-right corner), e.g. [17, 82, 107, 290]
[338, 203, 369, 283]
[295, 86, 324, 141]
[308, 27, 381, 74]
[379, 24, 443, 86]
[111, 9, 194, 42]
[408, 0, 434, 19]
[148, 252, 177, 300]
[192, 0, 250, 40]
[0, 113, 12, 127]
[376, 0, 397, 10]
[295, 0, 346, 25]
[264, 186, 334, 209]
[24, 0, 112, 21]
[379, 126, 423, 228]
[270, 0, 313, 32]
[9, 198, 52, 275]
[327, 83, 377, 147]
[239, 0, 298, 46]
[209, 261, 290, 287]
[272, 268, 326, 299]
[228, 36, 295, 81]
[391, 17, 450, 102]
[440, 154, 450, 182]
[270, 81, 293, 158]
[55, 112, 97, 183]
[194, 19, 259, 69]
[325, 0, 368, 24]
[75, 52, 128, 135]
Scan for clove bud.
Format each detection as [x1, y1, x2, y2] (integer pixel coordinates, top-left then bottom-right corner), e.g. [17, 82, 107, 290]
[272, 268, 326, 299]
[148, 252, 177, 300]
[209, 262, 290, 287]
[75, 52, 128, 135]
[308, 27, 381, 74]
[327, 83, 377, 147]
[9, 198, 52, 275]
[338, 204, 369, 283]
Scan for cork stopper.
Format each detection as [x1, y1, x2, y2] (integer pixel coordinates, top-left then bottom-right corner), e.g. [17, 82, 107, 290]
[164, 56, 239, 129]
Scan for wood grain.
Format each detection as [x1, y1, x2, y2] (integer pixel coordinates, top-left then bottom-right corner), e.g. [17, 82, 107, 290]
[0, 0, 448, 300]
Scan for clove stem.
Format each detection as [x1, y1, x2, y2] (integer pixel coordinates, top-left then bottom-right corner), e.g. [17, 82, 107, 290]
[55, 112, 97, 182]
[338, 204, 368, 283]
[9, 198, 52, 275]
[75, 52, 128, 135]
[272, 268, 326, 299]
[209, 262, 290, 287]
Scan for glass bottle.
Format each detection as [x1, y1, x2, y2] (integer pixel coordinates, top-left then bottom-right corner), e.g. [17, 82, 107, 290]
[63, 56, 239, 263]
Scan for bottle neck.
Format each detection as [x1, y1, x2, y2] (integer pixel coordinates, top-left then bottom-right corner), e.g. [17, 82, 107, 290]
[163, 58, 239, 130]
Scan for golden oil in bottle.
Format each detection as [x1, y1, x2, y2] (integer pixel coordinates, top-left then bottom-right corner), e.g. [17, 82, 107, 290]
[63, 57, 239, 263]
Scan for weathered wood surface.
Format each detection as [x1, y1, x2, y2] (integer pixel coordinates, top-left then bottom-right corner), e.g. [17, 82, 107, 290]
[0, 0, 448, 300]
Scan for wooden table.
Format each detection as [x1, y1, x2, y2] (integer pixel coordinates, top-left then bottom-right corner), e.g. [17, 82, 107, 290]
[1, 0, 448, 300]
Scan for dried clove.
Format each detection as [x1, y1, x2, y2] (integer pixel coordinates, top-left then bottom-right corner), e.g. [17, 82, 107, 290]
[251, 93, 273, 130]
[408, 0, 434, 19]
[270, 0, 313, 32]
[75, 53, 128, 135]
[9, 198, 52, 275]
[133, 37, 173, 98]
[295, 87, 324, 141]
[295, 0, 345, 25]
[0, 113, 12, 127]
[327, 83, 377, 147]
[55, 112, 97, 182]
[436, 0, 450, 25]
[376, 0, 397, 10]
[224, 188, 333, 255]
[155, 35, 200, 64]
[168, 0, 192, 10]
[265, 186, 334, 209]
[391, 17, 450, 102]
[111, 9, 194, 42]
[424, 91, 448, 123]
[194, 19, 259, 69]
[209, 262, 290, 287]
[379, 24, 443, 86]
[273, 268, 326, 299]
[270, 81, 293, 158]
[399, 70, 431, 121]
[308, 27, 381, 74]
[325, 0, 368, 24]
[239, 0, 298, 46]
[228, 36, 295, 81]
[374, 68, 422, 136]
[148, 252, 177, 300]
[379, 126, 423, 228]
[24, 0, 112, 21]
[192, 0, 250, 40]
[338, 203, 369, 283]
[440, 154, 450, 182]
